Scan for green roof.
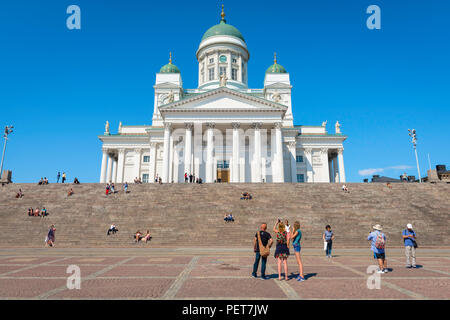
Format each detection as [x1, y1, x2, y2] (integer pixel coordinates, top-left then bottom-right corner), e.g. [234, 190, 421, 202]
[201, 19, 245, 42]
[266, 62, 287, 74]
[160, 62, 180, 74]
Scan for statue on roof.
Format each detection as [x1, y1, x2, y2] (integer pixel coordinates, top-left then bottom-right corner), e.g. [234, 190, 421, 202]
[168, 91, 175, 103]
[272, 92, 282, 103]
[105, 121, 110, 134]
[220, 73, 228, 87]
[335, 121, 341, 134]
[322, 120, 327, 127]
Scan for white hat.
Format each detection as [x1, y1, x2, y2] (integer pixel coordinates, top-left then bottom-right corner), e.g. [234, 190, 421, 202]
[373, 224, 383, 231]
[407, 223, 413, 229]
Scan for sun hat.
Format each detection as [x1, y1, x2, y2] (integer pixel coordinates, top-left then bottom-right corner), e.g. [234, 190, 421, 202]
[373, 224, 383, 231]
[407, 223, 413, 229]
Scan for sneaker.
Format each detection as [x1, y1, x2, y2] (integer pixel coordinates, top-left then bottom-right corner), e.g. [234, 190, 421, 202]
[251, 274, 257, 279]
[412, 265, 417, 268]
[406, 265, 412, 269]
[260, 276, 268, 280]
[297, 276, 305, 282]
[383, 269, 389, 273]
[376, 270, 384, 274]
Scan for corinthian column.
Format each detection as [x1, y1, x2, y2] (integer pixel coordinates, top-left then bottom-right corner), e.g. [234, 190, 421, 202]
[162, 123, 172, 183]
[231, 122, 240, 183]
[252, 122, 262, 183]
[273, 122, 284, 183]
[338, 148, 346, 183]
[206, 122, 215, 183]
[184, 123, 193, 176]
[288, 141, 297, 183]
[100, 148, 108, 183]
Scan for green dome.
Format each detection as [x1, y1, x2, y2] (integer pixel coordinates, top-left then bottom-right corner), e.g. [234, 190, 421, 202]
[266, 63, 287, 74]
[159, 62, 180, 74]
[201, 20, 245, 42]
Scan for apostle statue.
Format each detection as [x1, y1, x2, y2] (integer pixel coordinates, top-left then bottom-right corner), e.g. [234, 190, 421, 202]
[219, 73, 227, 87]
[118, 121, 122, 133]
[272, 92, 281, 103]
[168, 91, 175, 103]
[322, 120, 327, 127]
[335, 121, 341, 134]
[105, 121, 110, 134]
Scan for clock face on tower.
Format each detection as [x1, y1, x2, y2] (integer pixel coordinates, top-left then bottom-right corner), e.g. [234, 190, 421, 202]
[219, 55, 227, 63]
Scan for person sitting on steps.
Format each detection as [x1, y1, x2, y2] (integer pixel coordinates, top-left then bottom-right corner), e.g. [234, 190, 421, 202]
[107, 224, 118, 235]
[224, 213, 234, 223]
[142, 230, 152, 243]
[342, 184, 349, 192]
[241, 192, 252, 200]
[73, 177, 80, 184]
[41, 207, 48, 217]
[16, 189, 24, 198]
[67, 188, 74, 197]
[134, 230, 143, 243]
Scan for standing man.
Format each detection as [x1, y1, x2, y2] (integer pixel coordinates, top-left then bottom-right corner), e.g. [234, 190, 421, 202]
[402, 223, 417, 268]
[62, 172, 66, 183]
[252, 223, 273, 280]
[56, 171, 61, 183]
[368, 224, 388, 273]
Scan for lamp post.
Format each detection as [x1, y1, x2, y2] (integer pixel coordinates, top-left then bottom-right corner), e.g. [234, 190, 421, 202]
[408, 129, 421, 183]
[0, 125, 14, 179]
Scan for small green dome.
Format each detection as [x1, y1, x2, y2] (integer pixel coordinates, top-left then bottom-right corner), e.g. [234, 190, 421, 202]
[159, 53, 180, 73]
[201, 20, 245, 42]
[159, 62, 180, 74]
[266, 63, 287, 74]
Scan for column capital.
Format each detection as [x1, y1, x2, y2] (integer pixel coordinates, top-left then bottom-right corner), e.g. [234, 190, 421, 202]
[337, 148, 344, 155]
[288, 141, 297, 149]
[102, 147, 109, 153]
[251, 122, 263, 129]
[184, 122, 194, 130]
[231, 122, 241, 129]
[273, 122, 283, 129]
[164, 122, 172, 130]
[118, 148, 125, 154]
[320, 147, 328, 154]
[134, 148, 142, 154]
[303, 148, 312, 155]
[206, 122, 216, 129]
[150, 142, 158, 148]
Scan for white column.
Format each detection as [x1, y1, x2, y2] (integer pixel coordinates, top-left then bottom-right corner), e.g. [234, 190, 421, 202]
[100, 148, 108, 183]
[106, 154, 113, 183]
[320, 148, 329, 182]
[173, 143, 179, 183]
[116, 149, 125, 183]
[112, 157, 118, 183]
[162, 123, 171, 183]
[338, 148, 346, 183]
[273, 122, 284, 183]
[252, 123, 262, 183]
[232, 122, 240, 183]
[134, 148, 142, 181]
[333, 156, 339, 183]
[288, 141, 297, 183]
[206, 122, 215, 183]
[168, 133, 174, 183]
[184, 123, 193, 175]
[304, 148, 313, 183]
[149, 142, 157, 183]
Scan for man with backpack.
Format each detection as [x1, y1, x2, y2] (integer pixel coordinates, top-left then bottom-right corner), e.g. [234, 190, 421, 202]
[252, 223, 273, 280]
[368, 224, 388, 273]
[402, 223, 417, 268]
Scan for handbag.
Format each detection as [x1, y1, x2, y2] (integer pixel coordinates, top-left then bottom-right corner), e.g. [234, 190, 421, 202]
[323, 241, 327, 250]
[257, 231, 270, 258]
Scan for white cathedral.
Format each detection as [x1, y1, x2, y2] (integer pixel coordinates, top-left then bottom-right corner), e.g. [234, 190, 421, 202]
[99, 6, 347, 184]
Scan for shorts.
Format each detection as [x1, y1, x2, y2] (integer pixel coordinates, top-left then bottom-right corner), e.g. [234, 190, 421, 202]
[373, 252, 385, 259]
[293, 244, 301, 253]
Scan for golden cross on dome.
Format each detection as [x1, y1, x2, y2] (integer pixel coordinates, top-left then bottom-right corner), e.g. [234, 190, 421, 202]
[274, 52, 277, 64]
[221, 4, 226, 22]
[169, 52, 172, 64]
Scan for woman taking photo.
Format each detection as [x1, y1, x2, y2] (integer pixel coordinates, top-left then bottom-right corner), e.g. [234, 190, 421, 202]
[273, 220, 290, 281]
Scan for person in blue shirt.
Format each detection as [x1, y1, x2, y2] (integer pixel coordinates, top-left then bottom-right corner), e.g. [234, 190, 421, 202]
[367, 224, 388, 273]
[291, 221, 304, 282]
[402, 223, 417, 268]
[323, 225, 335, 258]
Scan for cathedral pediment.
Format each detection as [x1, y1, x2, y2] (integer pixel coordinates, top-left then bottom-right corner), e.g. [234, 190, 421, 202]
[159, 87, 287, 113]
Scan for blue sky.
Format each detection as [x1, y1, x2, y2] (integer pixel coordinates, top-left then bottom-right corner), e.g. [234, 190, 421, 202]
[0, 0, 449, 183]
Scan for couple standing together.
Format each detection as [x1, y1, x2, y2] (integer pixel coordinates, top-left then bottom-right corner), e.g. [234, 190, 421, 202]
[252, 220, 304, 282]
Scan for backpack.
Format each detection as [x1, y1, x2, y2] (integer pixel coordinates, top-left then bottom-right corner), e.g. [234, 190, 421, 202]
[374, 232, 385, 249]
[257, 231, 270, 258]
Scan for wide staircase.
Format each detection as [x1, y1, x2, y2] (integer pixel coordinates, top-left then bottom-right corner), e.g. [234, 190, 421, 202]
[0, 183, 449, 248]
